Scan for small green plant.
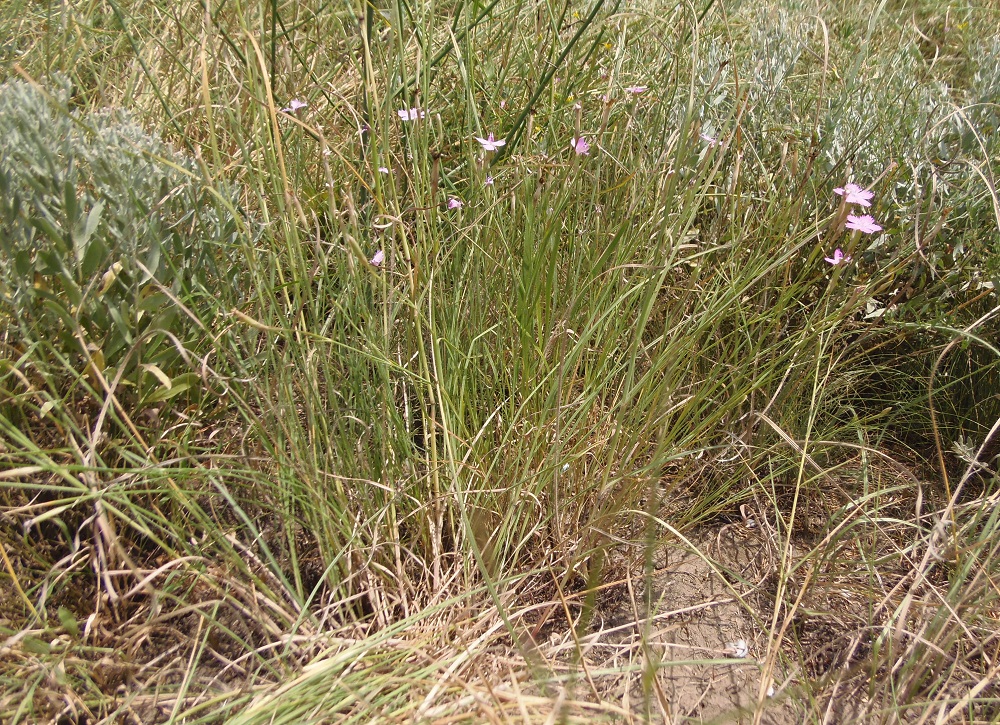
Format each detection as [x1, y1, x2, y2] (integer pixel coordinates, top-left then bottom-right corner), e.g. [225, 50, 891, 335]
[0, 78, 242, 405]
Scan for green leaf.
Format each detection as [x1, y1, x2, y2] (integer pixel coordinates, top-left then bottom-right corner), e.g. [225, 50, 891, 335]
[104, 302, 133, 346]
[83, 201, 104, 246]
[40, 296, 77, 329]
[81, 235, 108, 280]
[22, 636, 50, 655]
[37, 248, 64, 275]
[138, 291, 170, 313]
[142, 243, 161, 282]
[30, 214, 64, 248]
[57, 606, 79, 638]
[143, 372, 200, 404]
[63, 179, 77, 231]
[14, 249, 32, 277]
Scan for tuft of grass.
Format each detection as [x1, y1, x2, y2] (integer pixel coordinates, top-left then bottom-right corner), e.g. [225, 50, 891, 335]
[2, 0, 999, 722]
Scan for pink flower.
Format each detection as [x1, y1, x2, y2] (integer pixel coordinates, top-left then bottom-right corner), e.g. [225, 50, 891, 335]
[397, 107, 425, 121]
[378, 166, 390, 174]
[625, 85, 648, 94]
[824, 248, 852, 266]
[500, 100, 507, 109]
[845, 214, 882, 234]
[700, 132, 718, 147]
[447, 198, 463, 209]
[281, 99, 307, 113]
[484, 176, 494, 186]
[474, 133, 506, 152]
[571, 136, 590, 156]
[370, 250, 385, 267]
[834, 182, 874, 208]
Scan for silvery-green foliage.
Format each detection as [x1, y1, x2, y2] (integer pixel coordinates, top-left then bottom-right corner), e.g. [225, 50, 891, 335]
[968, 39, 1000, 275]
[0, 79, 243, 400]
[822, 45, 948, 176]
[686, 4, 996, 325]
[743, 8, 807, 108]
[969, 38, 1000, 138]
[699, 8, 809, 134]
[879, 39, 1000, 298]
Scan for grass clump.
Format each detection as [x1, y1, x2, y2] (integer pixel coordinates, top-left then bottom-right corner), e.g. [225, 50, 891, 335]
[1, 0, 1000, 722]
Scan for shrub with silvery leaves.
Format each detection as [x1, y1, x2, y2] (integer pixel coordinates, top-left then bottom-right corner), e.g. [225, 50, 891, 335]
[0, 79, 244, 404]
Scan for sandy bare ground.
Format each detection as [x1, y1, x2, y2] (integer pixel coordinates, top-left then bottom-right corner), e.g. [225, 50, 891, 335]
[560, 527, 804, 724]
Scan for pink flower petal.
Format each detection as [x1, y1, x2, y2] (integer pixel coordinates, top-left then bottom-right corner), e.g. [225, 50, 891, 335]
[474, 133, 506, 152]
[282, 99, 307, 113]
[845, 214, 882, 234]
[824, 248, 852, 265]
[834, 182, 874, 207]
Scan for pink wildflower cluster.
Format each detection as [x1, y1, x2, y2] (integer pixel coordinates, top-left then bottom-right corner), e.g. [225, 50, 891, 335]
[826, 181, 883, 266]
